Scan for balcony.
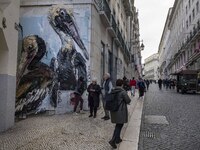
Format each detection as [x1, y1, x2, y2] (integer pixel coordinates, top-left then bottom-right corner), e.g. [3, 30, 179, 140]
[122, 0, 132, 16]
[117, 29, 123, 46]
[108, 15, 117, 37]
[114, 27, 121, 46]
[98, 0, 111, 27]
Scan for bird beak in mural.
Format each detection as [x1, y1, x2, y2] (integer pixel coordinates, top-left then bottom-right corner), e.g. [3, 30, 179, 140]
[54, 8, 89, 60]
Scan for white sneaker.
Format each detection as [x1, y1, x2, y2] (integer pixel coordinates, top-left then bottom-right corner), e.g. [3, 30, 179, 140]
[79, 110, 84, 114]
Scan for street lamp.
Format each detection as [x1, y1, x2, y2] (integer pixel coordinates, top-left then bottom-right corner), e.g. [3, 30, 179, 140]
[140, 41, 145, 51]
[130, 40, 145, 51]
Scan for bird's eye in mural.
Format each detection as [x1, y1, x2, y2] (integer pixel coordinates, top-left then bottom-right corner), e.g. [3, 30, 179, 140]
[28, 45, 33, 50]
[59, 9, 67, 18]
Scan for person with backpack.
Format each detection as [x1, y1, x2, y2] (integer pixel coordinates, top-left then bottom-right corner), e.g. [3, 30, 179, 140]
[101, 73, 113, 120]
[122, 76, 130, 91]
[137, 77, 146, 99]
[87, 78, 101, 118]
[108, 79, 131, 149]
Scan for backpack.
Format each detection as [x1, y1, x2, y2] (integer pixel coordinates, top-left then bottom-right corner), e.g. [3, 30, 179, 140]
[138, 81, 145, 89]
[105, 91, 120, 112]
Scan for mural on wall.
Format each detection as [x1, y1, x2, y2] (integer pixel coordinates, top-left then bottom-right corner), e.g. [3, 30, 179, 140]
[16, 5, 91, 116]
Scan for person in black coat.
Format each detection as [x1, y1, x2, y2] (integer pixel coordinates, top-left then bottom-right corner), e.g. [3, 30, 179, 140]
[109, 79, 131, 149]
[87, 78, 101, 118]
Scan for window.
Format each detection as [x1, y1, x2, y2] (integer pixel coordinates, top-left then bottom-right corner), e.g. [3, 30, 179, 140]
[189, 15, 191, 24]
[186, 6, 188, 14]
[101, 42, 105, 81]
[108, 51, 113, 77]
[196, 1, 199, 13]
[113, 9, 116, 18]
[192, 9, 195, 19]
[189, 0, 191, 8]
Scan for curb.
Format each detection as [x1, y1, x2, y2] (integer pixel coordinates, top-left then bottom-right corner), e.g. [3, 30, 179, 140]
[118, 91, 144, 150]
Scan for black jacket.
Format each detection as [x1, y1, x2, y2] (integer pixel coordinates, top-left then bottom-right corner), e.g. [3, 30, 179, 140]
[110, 87, 131, 124]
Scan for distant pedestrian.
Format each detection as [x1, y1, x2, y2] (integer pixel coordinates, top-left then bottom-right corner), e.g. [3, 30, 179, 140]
[129, 77, 136, 96]
[137, 77, 146, 99]
[101, 73, 113, 120]
[122, 76, 130, 91]
[158, 78, 162, 90]
[145, 79, 150, 90]
[108, 79, 131, 149]
[87, 78, 101, 118]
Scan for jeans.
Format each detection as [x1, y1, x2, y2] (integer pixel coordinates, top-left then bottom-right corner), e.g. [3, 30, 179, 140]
[73, 94, 83, 112]
[102, 98, 110, 117]
[131, 86, 136, 96]
[111, 124, 124, 142]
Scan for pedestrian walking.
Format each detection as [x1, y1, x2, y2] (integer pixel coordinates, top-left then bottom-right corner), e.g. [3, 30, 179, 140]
[145, 79, 150, 90]
[108, 79, 131, 149]
[87, 78, 101, 118]
[101, 73, 113, 120]
[73, 91, 83, 113]
[158, 78, 162, 90]
[122, 76, 130, 91]
[73, 76, 86, 113]
[137, 77, 146, 99]
[129, 77, 136, 96]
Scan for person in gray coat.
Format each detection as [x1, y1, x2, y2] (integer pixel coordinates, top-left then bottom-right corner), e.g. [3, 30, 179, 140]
[109, 79, 131, 149]
[101, 73, 113, 120]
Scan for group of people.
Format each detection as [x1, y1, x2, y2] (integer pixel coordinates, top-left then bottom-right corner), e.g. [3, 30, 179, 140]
[158, 78, 176, 90]
[71, 73, 149, 149]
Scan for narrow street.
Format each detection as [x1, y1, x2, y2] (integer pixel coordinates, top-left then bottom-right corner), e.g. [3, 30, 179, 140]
[138, 83, 200, 150]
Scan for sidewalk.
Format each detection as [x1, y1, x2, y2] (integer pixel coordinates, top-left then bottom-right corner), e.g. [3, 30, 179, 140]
[118, 92, 144, 150]
[0, 91, 144, 150]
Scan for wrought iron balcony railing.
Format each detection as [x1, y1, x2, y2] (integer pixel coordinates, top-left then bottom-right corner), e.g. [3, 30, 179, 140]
[98, 0, 111, 22]
[111, 15, 117, 33]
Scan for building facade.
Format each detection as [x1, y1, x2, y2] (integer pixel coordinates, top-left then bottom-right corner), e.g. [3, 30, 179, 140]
[144, 53, 159, 80]
[0, 0, 143, 132]
[158, 0, 200, 78]
[130, 7, 143, 79]
[0, 0, 20, 132]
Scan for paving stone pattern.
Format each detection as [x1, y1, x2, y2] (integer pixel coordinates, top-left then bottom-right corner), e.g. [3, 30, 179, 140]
[138, 83, 200, 150]
[0, 109, 115, 150]
[0, 92, 136, 150]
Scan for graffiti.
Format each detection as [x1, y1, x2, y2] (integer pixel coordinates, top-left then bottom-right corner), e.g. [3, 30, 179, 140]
[16, 4, 90, 116]
[16, 35, 56, 115]
[48, 5, 88, 90]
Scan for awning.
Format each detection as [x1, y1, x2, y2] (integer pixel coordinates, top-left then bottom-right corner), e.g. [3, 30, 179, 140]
[170, 70, 198, 75]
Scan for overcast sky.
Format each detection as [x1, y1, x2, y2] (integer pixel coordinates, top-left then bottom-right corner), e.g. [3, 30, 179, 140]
[135, 0, 175, 63]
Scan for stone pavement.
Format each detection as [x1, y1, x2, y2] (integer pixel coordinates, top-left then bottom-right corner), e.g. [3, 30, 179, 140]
[138, 83, 200, 150]
[0, 91, 144, 150]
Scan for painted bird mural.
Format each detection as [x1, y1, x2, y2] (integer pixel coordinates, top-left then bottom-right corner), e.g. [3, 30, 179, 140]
[48, 5, 89, 90]
[16, 35, 57, 116]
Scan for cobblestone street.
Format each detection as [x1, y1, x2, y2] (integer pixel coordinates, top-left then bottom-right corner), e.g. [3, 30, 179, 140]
[0, 108, 116, 150]
[138, 83, 200, 150]
[0, 92, 138, 150]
